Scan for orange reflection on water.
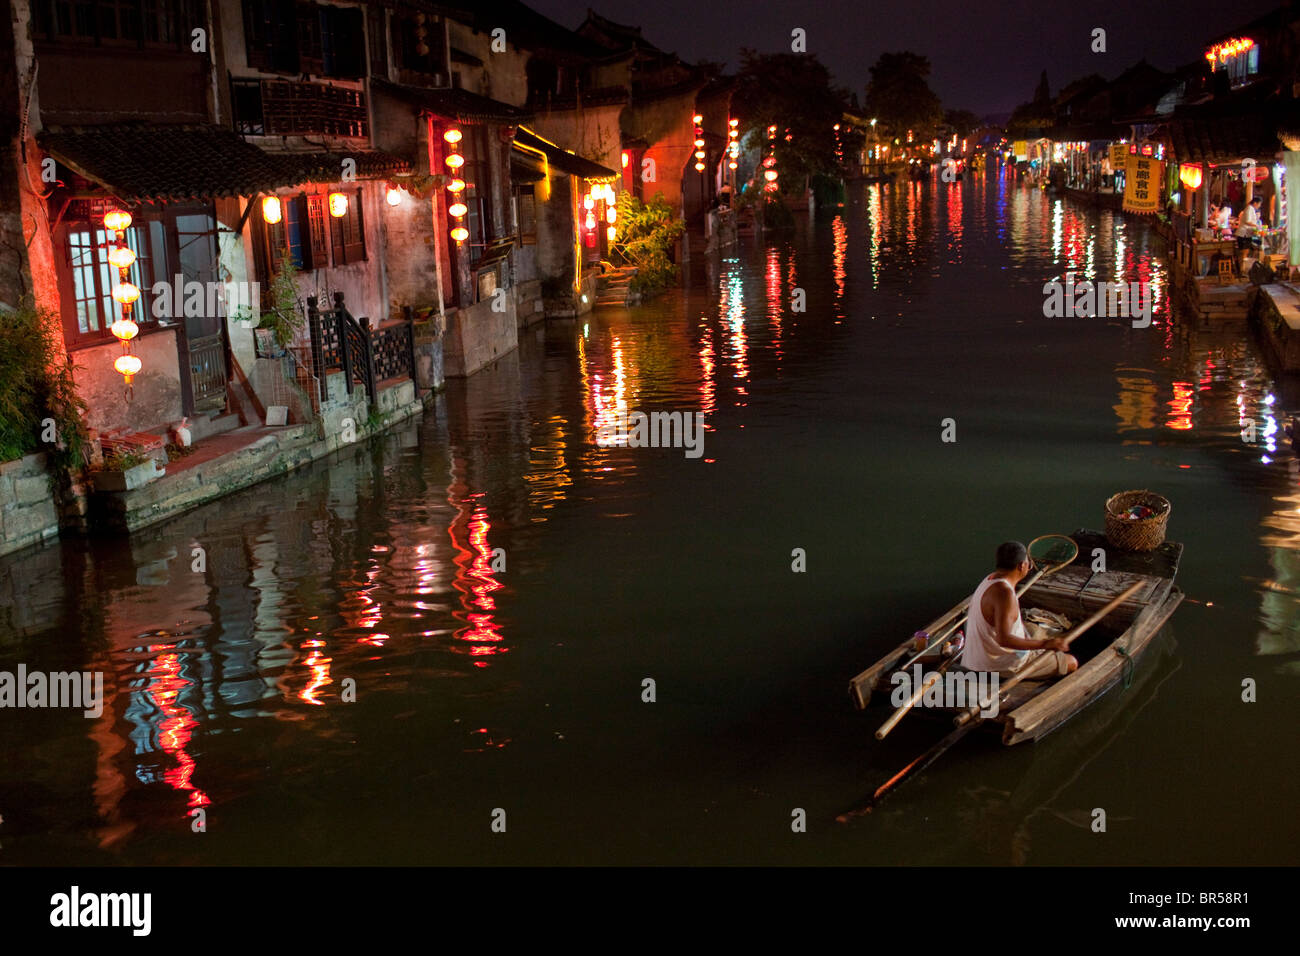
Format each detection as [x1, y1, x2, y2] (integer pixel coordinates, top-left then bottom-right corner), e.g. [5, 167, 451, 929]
[298, 638, 332, 706]
[591, 336, 630, 446]
[1167, 381, 1194, 431]
[1114, 371, 1159, 434]
[832, 215, 847, 302]
[698, 326, 716, 420]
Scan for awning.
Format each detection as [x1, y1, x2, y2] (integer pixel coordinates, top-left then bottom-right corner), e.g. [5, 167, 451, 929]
[38, 125, 413, 201]
[1157, 112, 1281, 165]
[371, 78, 531, 125]
[513, 127, 616, 180]
[278, 150, 412, 183]
[39, 124, 300, 201]
[510, 155, 547, 183]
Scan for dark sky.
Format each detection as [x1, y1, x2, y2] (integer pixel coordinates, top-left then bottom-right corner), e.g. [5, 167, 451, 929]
[527, 0, 1283, 116]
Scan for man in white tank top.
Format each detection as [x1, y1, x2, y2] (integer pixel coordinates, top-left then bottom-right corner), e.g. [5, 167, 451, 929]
[961, 541, 1078, 680]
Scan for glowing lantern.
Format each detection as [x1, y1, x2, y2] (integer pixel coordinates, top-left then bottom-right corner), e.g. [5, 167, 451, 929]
[694, 162, 705, 171]
[1179, 164, 1203, 189]
[585, 212, 596, 230]
[386, 187, 403, 206]
[729, 118, 738, 127]
[729, 161, 737, 169]
[621, 151, 629, 168]
[692, 114, 703, 124]
[606, 225, 616, 241]
[606, 206, 617, 224]
[261, 196, 282, 223]
[110, 318, 139, 341]
[112, 282, 140, 305]
[451, 226, 468, 242]
[764, 169, 779, 182]
[445, 153, 464, 169]
[695, 150, 705, 160]
[107, 245, 136, 270]
[114, 354, 142, 381]
[448, 202, 468, 218]
[328, 192, 348, 217]
[604, 184, 616, 202]
[695, 138, 705, 148]
[103, 209, 132, 232]
[447, 178, 466, 193]
[443, 128, 463, 144]
[583, 195, 594, 210]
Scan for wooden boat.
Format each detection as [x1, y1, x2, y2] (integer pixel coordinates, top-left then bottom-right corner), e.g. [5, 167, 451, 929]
[848, 530, 1184, 747]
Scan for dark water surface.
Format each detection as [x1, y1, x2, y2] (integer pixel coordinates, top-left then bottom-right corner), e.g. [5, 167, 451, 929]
[3, 170, 1297, 865]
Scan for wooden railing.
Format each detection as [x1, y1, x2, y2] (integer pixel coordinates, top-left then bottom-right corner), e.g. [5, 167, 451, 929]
[306, 292, 416, 406]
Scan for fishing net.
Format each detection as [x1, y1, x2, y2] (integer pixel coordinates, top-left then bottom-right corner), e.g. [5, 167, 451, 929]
[1027, 534, 1078, 570]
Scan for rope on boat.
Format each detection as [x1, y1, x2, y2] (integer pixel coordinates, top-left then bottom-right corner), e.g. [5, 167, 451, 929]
[1115, 644, 1135, 689]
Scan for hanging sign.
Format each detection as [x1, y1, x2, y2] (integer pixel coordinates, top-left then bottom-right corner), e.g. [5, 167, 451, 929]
[1012, 140, 1028, 160]
[1122, 155, 1164, 214]
[1110, 143, 1129, 169]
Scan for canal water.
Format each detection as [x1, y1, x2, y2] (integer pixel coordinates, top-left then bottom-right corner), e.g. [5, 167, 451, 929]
[2, 169, 1297, 866]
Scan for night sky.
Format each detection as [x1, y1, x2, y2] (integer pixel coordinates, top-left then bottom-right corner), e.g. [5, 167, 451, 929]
[528, 0, 1283, 116]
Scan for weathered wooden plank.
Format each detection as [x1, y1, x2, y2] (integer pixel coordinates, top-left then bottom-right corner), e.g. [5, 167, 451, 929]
[848, 598, 969, 709]
[1001, 589, 1185, 744]
[1022, 568, 1162, 621]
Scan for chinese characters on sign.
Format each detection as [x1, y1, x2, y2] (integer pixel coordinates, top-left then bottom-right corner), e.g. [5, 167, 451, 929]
[1122, 155, 1165, 214]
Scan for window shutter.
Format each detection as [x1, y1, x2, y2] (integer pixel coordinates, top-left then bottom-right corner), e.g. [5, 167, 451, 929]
[330, 201, 346, 265]
[343, 188, 366, 262]
[306, 194, 329, 268]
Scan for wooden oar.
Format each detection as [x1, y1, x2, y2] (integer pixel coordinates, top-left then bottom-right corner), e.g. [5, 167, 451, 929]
[876, 535, 1078, 738]
[839, 579, 1143, 820]
[874, 640, 963, 740]
[954, 579, 1145, 727]
[894, 534, 1078, 672]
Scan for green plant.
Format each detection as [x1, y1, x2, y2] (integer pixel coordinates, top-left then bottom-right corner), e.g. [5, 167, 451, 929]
[0, 301, 88, 470]
[610, 192, 685, 296]
[262, 248, 305, 347]
[101, 447, 150, 471]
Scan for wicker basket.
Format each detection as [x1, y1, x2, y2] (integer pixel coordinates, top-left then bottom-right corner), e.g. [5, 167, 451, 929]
[1104, 490, 1171, 552]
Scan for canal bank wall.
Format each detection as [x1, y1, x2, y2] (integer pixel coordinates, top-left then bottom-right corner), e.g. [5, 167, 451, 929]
[0, 370, 430, 556]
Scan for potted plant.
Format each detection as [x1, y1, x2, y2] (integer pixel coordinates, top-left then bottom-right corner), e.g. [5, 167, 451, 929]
[90, 447, 164, 492]
[252, 248, 304, 358]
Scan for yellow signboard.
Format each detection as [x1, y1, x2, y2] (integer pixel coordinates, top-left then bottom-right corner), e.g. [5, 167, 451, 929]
[1109, 143, 1128, 169]
[1122, 155, 1164, 214]
[1012, 140, 1028, 160]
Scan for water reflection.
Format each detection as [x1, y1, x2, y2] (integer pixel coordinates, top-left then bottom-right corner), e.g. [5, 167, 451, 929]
[2, 170, 1298, 864]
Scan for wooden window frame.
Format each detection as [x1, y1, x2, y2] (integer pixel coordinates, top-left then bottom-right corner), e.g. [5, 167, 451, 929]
[329, 187, 366, 265]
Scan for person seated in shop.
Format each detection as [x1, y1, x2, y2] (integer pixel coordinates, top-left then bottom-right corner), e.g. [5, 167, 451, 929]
[960, 542, 1079, 681]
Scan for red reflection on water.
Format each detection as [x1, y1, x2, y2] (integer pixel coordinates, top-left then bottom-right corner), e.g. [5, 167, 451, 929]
[1167, 382, 1194, 430]
[447, 493, 505, 663]
[946, 184, 963, 248]
[143, 645, 209, 809]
